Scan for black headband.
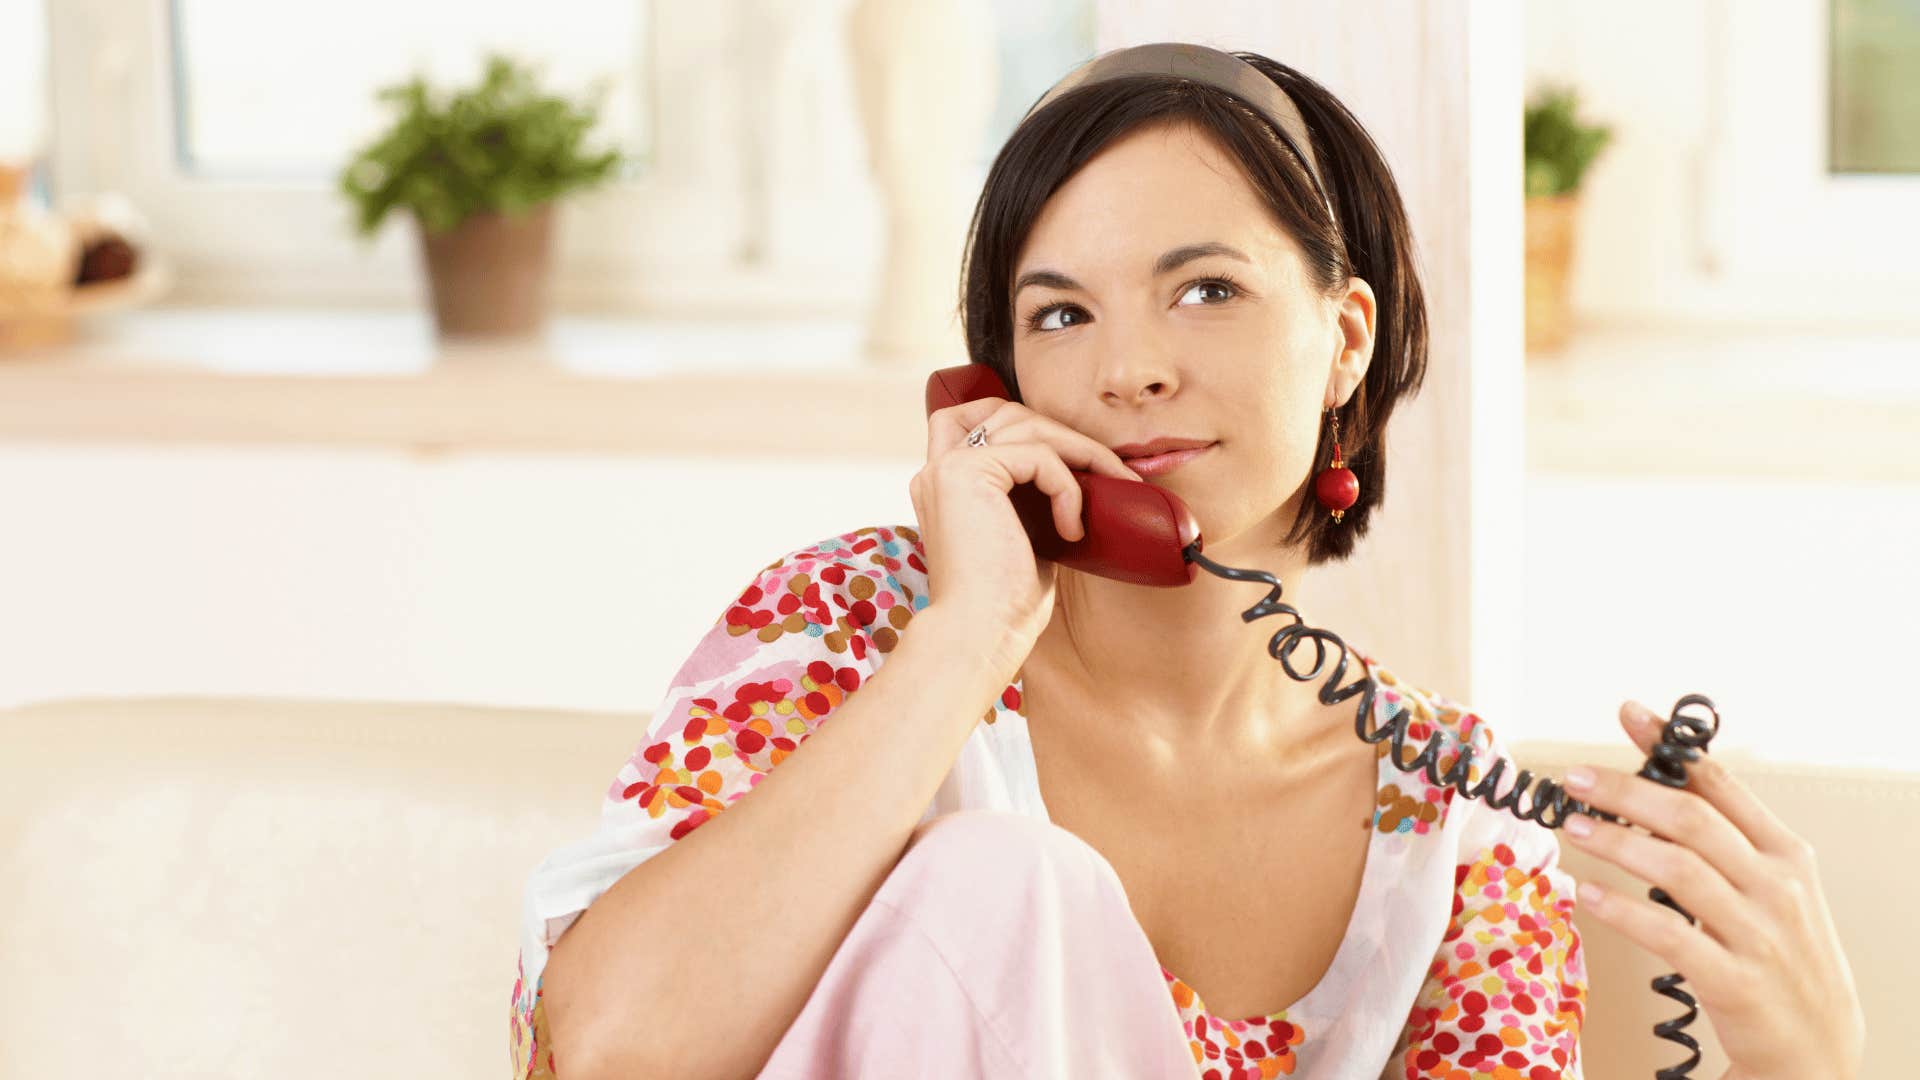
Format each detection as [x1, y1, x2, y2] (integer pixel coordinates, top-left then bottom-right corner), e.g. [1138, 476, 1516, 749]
[1025, 42, 1337, 225]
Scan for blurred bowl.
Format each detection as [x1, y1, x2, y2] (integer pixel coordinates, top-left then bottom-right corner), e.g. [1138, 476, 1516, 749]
[0, 256, 173, 352]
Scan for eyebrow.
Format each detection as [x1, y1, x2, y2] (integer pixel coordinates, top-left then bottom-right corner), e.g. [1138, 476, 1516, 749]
[1012, 242, 1253, 299]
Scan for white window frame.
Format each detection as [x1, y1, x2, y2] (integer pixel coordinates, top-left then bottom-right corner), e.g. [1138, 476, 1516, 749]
[1697, 0, 1920, 319]
[41, 0, 884, 315]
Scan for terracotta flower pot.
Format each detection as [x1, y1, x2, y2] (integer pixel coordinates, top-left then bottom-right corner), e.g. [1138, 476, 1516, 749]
[1524, 193, 1578, 355]
[414, 204, 555, 339]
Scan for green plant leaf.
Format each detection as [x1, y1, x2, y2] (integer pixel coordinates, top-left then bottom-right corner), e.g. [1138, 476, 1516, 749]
[1524, 84, 1614, 196]
[336, 52, 629, 239]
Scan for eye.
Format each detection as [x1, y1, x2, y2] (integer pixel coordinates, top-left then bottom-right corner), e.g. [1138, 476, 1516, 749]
[1023, 301, 1087, 333]
[1177, 275, 1245, 306]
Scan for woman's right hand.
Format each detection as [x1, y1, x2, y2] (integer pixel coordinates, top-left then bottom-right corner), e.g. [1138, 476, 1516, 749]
[910, 395, 1143, 668]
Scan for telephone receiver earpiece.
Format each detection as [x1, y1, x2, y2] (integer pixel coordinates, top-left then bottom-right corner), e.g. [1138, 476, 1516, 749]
[924, 364, 1203, 587]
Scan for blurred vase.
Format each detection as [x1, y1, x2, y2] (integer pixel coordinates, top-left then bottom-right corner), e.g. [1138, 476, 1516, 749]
[1524, 193, 1578, 355]
[846, 0, 996, 367]
[0, 161, 81, 351]
[414, 204, 555, 340]
[0, 163, 28, 205]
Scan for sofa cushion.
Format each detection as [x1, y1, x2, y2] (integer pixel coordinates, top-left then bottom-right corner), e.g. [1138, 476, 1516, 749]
[0, 696, 642, 1080]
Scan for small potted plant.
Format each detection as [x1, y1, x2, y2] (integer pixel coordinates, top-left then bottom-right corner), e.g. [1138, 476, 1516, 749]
[338, 54, 626, 339]
[1524, 84, 1613, 354]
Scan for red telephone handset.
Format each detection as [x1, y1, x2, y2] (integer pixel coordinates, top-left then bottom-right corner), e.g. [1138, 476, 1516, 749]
[924, 364, 1203, 587]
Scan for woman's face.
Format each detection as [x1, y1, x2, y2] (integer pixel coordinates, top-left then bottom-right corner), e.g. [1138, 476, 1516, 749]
[1009, 120, 1362, 546]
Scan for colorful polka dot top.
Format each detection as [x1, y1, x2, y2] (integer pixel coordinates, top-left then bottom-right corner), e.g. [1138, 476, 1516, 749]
[511, 525, 1588, 1079]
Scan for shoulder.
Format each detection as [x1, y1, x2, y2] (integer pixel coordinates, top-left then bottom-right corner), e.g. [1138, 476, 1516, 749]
[1361, 656, 1558, 862]
[1362, 658, 1506, 772]
[604, 524, 934, 827]
[716, 523, 931, 661]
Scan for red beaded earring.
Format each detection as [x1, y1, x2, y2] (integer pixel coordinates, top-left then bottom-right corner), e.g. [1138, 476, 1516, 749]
[1314, 405, 1359, 522]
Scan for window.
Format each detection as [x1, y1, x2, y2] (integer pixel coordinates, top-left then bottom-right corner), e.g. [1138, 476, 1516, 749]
[47, 0, 762, 311]
[1829, 0, 1920, 174]
[168, 0, 651, 182]
[1689, 0, 1920, 323]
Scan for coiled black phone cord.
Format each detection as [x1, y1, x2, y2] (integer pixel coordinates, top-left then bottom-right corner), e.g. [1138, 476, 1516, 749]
[1185, 543, 1720, 1080]
[1586, 693, 1722, 1080]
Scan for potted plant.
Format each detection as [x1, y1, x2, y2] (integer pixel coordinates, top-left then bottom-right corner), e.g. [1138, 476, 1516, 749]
[338, 54, 626, 339]
[1524, 84, 1613, 354]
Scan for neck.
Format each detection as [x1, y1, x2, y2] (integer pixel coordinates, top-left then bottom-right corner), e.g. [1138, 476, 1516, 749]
[1026, 516, 1363, 767]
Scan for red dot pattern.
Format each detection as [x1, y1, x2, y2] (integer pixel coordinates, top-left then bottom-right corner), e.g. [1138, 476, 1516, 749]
[1392, 835, 1587, 1079]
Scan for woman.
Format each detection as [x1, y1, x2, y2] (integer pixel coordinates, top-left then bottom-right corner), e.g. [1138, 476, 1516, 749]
[510, 44, 1863, 1080]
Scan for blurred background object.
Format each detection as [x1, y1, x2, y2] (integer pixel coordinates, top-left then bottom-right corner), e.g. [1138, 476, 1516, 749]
[0, 163, 80, 333]
[846, 0, 997, 366]
[0, 0, 168, 349]
[0, 168, 170, 349]
[338, 53, 627, 339]
[1522, 83, 1612, 354]
[1831, 0, 1920, 172]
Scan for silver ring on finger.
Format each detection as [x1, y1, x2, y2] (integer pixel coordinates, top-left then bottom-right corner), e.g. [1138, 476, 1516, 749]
[965, 422, 990, 448]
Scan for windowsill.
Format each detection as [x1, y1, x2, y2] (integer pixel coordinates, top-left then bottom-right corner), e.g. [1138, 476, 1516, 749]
[0, 304, 931, 458]
[1526, 322, 1920, 482]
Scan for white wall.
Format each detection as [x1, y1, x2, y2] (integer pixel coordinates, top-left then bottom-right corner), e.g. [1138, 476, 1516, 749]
[6, 445, 1903, 768]
[0, 444, 916, 714]
[1523, 470, 1920, 770]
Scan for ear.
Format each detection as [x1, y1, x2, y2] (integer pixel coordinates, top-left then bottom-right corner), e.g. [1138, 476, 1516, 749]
[1324, 276, 1378, 410]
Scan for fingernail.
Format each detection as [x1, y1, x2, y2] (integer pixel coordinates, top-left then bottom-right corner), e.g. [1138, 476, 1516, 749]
[1564, 765, 1595, 791]
[1577, 879, 1606, 906]
[1564, 814, 1592, 838]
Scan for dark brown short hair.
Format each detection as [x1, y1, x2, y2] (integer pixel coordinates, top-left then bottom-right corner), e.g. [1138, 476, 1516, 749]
[956, 51, 1429, 565]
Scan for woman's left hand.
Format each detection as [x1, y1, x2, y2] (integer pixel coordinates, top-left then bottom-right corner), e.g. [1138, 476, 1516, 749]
[1557, 700, 1867, 1080]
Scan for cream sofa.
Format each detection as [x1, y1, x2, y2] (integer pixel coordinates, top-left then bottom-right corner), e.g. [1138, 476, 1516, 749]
[0, 696, 1896, 1078]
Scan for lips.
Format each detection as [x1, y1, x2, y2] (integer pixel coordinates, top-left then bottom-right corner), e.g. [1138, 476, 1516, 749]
[1111, 437, 1215, 460]
[1123, 443, 1213, 478]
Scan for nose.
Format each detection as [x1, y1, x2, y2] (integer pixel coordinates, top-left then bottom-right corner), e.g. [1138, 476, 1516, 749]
[1094, 321, 1179, 404]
